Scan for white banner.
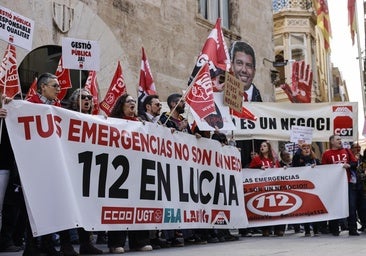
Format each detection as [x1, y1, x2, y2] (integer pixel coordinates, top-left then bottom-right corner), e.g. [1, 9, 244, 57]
[0, 5, 34, 51]
[62, 37, 100, 71]
[233, 102, 358, 142]
[242, 165, 348, 227]
[5, 100, 246, 236]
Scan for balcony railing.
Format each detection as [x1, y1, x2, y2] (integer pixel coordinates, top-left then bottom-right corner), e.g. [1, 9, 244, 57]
[272, 0, 313, 13]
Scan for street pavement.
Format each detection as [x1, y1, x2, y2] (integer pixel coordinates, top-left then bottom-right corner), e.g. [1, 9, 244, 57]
[1, 229, 366, 256]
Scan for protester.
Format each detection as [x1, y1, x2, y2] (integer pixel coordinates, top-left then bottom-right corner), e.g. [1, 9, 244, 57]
[159, 93, 191, 134]
[67, 88, 94, 114]
[279, 150, 292, 168]
[321, 135, 361, 236]
[63, 88, 103, 255]
[139, 94, 162, 124]
[158, 93, 188, 247]
[292, 143, 321, 236]
[249, 141, 284, 236]
[24, 73, 62, 255]
[349, 142, 366, 232]
[210, 131, 239, 242]
[108, 94, 153, 253]
[138, 95, 169, 249]
[25, 75, 98, 256]
[0, 95, 23, 253]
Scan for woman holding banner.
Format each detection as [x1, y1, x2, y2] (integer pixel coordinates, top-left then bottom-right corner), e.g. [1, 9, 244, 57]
[108, 94, 152, 253]
[249, 141, 284, 236]
[63, 88, 103, 255]
[292, 143, 321, 236]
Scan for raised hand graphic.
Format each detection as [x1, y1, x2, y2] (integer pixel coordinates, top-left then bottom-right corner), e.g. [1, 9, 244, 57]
[280, 60, 313, 103]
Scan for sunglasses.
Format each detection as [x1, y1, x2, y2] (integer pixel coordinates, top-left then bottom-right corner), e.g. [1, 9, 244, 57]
[126, 99, 136, 104]
[47, 83, 61, 89]
[81, 95, 93, 100]
[153, 103, 162, 107]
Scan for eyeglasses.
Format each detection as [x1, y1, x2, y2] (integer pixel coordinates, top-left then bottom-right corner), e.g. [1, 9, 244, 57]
[152, 103, 162, 107]
[126, 99, 136, 104]
[81, 95, 93, 100]
[47, 83, 61, 89]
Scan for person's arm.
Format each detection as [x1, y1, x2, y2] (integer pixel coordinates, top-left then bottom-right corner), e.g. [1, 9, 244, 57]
[249, 156, 262, 169]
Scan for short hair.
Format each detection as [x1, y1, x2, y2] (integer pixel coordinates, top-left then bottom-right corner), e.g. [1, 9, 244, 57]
[143, 95, 159, 112]
[167, 93, 182, 109]
[229, 41, 256, 69]
[37, 73, 58, 92]
[329, 134, 336, 144]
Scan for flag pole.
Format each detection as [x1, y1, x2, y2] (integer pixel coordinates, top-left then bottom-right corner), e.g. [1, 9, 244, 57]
[354, 1, 365, 117]
[0, 67, 8, 144]
[79, 70, 82, 112]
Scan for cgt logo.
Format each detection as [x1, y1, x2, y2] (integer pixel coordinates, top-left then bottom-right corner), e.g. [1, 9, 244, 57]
[101, 207, 134, 224]
[246, 191, 302, 216]
[333, 106, 353, 137]
[211, 210, 230, 225]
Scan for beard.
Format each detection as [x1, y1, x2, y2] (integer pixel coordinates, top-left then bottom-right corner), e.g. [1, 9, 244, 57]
[176, 105, 185, 114]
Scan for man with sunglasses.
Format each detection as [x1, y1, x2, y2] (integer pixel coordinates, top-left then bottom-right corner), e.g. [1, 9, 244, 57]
[139, 95, 162, 123]
[27, 73, 61, 106]
[23, 73, 62, 255]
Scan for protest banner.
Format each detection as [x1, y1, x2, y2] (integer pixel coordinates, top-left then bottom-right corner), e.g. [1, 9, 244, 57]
[242, 165, 348, 227]
[62, 37, 100, 71]
[290, 125, 314, 145]
[5, 100, 246, 236]
[223, 72, 242, 113]
[0, 5, 34, 51]
[233, 102, 358, 142]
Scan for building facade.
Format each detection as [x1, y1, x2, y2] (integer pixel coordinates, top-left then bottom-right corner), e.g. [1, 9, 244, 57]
[0, 0, 275, 103]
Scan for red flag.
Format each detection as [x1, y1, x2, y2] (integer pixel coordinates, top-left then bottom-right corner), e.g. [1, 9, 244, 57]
[25, 77, 37, 100]
[313, 0, 332, 51]
[55, 56, 72, 101]
[185, 62, 215, 119]
[348, 0, 356, 45]
[0, 43, 21, 98]
[138, 47, 156, 115]
[188, 18, 231, 85]
[100, 61, 126, 116]
[84, 71, 99, 115]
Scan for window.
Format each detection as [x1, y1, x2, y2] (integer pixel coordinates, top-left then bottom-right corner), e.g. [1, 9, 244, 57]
[289, 34, 306, 61]
[199, 0, 229, 28]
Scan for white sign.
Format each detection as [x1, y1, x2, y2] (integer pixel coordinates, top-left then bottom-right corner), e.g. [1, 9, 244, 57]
[290, 125, 314, 144]
[0, 5, 34, 51]
[233, 102, 358, 142]
[5, 100, 246, 236]
[242, 164, 348, 227]
[62, 37, 100, 71]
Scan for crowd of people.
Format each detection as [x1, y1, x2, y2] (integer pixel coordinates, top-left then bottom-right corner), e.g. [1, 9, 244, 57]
[0, 41, 366, 256]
